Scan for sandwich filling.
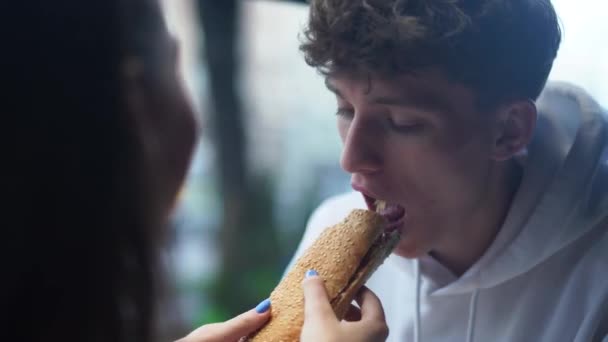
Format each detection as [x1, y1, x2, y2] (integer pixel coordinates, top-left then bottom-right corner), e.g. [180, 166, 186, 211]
[330, 201, 401, 310]
[363, 196, 406, 231]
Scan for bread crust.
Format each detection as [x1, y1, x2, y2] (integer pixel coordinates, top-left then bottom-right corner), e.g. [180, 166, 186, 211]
[248, 209, 389, 342]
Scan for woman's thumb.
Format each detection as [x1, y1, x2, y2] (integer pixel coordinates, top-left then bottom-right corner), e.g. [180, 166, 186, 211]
[301, 270, 337, 324]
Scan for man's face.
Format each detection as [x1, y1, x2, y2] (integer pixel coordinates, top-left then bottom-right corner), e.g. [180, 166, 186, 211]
[329, 70, 499, 258]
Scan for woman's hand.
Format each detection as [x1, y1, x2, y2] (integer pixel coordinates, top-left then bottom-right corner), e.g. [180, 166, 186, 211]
[300, 270, 389, 342]
[177, 299, 271, 342]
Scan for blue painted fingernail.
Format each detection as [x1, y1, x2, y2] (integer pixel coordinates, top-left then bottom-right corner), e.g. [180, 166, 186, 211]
[306, 269, 318, 278]
[255, 298, 271, 313]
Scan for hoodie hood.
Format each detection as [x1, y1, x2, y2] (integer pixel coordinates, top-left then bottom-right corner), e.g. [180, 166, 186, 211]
[434, 81, 608, 295]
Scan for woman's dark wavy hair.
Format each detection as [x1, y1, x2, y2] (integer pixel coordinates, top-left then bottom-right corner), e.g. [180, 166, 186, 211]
[301, 0, 562, 106]
[2, 0, 166, 341]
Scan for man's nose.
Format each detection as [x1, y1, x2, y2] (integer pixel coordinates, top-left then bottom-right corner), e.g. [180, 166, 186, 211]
[340, 118, 383, 174]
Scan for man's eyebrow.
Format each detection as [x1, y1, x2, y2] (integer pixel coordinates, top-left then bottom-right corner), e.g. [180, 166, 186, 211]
[324, 78, 450, 113]
[370, 95, 450, 113]
[325, 79, 343, 98]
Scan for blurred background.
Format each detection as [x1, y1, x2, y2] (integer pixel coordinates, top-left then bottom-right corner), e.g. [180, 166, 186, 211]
[157, 0, 608, 336]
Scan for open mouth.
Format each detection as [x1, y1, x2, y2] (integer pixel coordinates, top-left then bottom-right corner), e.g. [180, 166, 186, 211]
[362, 194, 406, 231]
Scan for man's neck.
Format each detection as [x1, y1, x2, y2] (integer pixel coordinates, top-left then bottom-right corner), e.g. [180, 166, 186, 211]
[431, 160, 523, 277]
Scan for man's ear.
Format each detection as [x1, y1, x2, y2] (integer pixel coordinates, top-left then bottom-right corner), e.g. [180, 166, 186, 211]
[491, 99, 537, 161]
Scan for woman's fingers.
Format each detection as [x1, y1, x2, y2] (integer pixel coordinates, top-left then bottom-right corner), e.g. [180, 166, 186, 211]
[300, 274, 389, 342]
[178, 299, 271, 342]
[217, 303, 272, 340]
[302, 270, 337, 326]
[343, 304, 362, 322]
[345, 287, 389, 341]
[355, 286, 386, 322]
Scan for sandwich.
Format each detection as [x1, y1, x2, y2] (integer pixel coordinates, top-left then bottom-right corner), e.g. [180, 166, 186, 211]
[248, 202, 400, 341]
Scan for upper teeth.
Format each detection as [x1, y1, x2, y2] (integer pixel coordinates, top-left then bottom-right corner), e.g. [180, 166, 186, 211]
[375, 200, 387, 212]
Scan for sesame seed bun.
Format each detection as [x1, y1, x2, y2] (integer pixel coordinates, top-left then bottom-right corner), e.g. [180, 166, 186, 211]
[248, 209, 399, 342]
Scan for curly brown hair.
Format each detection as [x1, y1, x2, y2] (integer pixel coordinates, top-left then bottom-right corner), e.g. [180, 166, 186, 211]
[301, 0, 562, 106]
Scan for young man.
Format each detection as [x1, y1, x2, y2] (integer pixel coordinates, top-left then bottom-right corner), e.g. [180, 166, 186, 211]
[289, 0, 608, 341]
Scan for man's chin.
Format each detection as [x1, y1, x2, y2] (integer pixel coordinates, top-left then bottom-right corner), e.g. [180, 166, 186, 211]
[392, 239, 425, 259]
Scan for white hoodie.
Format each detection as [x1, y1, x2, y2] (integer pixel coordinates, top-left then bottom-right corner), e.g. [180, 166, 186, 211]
[288, 82, 608, 342]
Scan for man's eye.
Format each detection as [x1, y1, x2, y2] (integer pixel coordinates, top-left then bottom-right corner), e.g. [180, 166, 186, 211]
[335, 108, 354, 119]
[389, 120, 425, 133]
